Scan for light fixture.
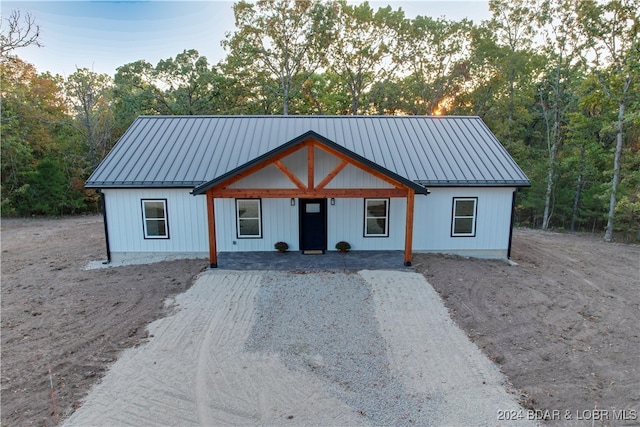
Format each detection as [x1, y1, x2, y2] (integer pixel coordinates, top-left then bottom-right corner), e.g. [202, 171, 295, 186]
[330, 198, 335, 205]
[290, 198, 296, 206]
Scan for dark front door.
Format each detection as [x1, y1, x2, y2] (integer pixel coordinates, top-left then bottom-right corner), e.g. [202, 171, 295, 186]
[299, 199, 327, 252]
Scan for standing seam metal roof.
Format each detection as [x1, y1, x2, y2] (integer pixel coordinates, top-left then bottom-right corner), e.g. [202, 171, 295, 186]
[85, 115, 530, 189]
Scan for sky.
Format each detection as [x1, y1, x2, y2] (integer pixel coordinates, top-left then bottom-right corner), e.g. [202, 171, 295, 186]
[4, 0, 492, 77]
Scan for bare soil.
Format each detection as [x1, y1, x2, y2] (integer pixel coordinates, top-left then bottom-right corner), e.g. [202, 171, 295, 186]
[414, 229, 639, 424]
[1, 216, 638, 426]
[1, 216, 205, 426]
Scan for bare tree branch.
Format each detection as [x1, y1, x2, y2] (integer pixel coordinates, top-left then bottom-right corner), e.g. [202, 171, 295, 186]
[0, 10, 43, 58]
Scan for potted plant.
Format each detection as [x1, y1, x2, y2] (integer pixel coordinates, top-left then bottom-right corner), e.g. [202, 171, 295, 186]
[274, 241, 289, 253]
[335, 241, 351, 253]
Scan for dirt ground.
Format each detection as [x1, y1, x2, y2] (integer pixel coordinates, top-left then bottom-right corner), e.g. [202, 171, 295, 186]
[414, 229, 639, 424]
[1, 216, 205, 426]
[1, 215, 638, 426]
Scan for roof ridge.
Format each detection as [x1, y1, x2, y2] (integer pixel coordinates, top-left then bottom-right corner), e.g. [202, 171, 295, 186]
[137, 115, 482, 119]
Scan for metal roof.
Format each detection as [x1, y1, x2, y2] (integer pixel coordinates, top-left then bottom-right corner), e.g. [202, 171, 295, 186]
[85, 115, 530, 190]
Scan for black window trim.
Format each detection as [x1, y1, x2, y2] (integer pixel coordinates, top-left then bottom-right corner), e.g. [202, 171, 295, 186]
[451, 197, 478, 237]
[141, 198, 170, 239]
[236, 198, 263, 239]
[363, 197, 390, 238]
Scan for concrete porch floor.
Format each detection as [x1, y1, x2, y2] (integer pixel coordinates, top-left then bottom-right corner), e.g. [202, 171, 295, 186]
[215, 250, 412, 271]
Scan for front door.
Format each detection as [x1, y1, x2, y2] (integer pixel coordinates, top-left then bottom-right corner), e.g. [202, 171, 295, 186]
[299, 199, 327, 252]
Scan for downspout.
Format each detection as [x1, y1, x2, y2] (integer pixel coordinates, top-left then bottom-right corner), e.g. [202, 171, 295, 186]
[97, 190, 112, 264]
[507, 189, 517, 259]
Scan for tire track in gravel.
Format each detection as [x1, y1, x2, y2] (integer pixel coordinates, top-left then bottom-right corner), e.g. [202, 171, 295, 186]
[63, 271, 363, 427]
[362, 270, 534, 426]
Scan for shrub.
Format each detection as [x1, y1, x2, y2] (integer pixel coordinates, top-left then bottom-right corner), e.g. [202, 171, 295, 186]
[274, 241, 289, 252]
[335, 241, 351, 251]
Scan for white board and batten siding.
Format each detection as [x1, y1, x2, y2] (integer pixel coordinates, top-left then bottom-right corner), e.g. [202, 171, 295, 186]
[103, 187, 515, 260]
[215, 198, 299, 252]
[102, 188, 209, 262]
[414, 187, 515, 258]
[217, 148, 399, 252]
[216, 197, 405, 253]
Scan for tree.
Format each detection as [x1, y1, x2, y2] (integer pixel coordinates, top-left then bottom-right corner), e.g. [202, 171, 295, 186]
[15, 157, 84, 215]
[290, 72, 350, 114]
[458, 7, 543, 152]
[114, 50, 239, 128]
[575, 0, 639, 241]
[487, 0, 538, 143]
[222, 0, 337, 114]
[64, 69, 114, 170]
[536, 0, 584, 230]
[0, 9, 42, 58]
[155, 50, 227, 115]
[401, 16, 472, 116]
[0, 58, 68, 213]
[328, 1, 406, 115]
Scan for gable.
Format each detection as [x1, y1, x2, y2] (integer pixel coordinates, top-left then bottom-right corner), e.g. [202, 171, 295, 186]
[195, 133, 422, 199]
[226, 147, 394, 190]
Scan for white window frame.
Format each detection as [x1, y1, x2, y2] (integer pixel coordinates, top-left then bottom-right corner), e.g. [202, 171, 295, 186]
[141, 199, 169, 239]
[236, 199, 262, 239]
[364, 198, 390, 237]
[451, 197, 477, 237]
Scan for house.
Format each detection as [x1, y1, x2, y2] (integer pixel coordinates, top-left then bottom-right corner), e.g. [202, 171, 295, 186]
[85, 115, 530, 267]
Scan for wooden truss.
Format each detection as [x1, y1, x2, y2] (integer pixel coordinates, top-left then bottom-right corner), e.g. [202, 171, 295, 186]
[205, 138, 416, 267]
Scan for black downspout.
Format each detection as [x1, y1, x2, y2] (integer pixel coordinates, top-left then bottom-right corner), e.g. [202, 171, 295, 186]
[98, 190, 112, 264]
[507, 189, 516, 259]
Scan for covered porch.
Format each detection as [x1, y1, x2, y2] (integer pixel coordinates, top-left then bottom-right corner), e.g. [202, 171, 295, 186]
[193, 132, 427, 269]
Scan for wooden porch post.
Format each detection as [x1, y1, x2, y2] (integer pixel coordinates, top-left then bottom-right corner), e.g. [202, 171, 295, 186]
[206, 190, 218, 268]
[404, 189, 415, 266]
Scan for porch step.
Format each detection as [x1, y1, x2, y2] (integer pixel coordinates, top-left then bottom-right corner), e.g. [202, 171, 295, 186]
[302, 250, 324, 255]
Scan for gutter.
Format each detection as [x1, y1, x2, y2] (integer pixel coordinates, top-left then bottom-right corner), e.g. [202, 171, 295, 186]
[507, 189, 517, 259]
[97, 190, 112, 264]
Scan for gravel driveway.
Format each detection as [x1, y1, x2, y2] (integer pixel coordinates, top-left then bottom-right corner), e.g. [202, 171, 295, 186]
[63, 270, 532, 426]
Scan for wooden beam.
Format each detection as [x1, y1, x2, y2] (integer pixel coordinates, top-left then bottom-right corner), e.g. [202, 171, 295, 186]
[404, 189, 415, 266]
[210, 188, 408, 199]
[307, 144, 314, 189]
[274, 160, 307, 190]
[310, 139, 410, 190]
[316, 159, 348, 189]
[210, 143, 307, 192]
[206, 190, 218, 268]
[207, 137, 415, 197]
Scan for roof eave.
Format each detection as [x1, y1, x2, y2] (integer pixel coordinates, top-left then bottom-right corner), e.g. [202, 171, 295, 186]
[417, 180, 531, 188]
[85, 182, 203, 189]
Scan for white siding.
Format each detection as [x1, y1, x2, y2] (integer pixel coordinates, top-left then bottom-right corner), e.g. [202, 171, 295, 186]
[325, 165, 394, 189]
[413, 187, 515, 257]
[327, 198, 406, 250]
[312, 147, 338, 183]
[226, 147, 393, 190]
[227, 165, 296, 189]
[103, 188, 208, 261]
[281, 148, 308, 182]
[103, 187, 514, 260]
[215, 198, 299, 252]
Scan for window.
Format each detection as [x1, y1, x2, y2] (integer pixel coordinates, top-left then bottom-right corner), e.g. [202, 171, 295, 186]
[364, 198, 389, 237]
[451, 197, 477, 237]
[306, 203, 321, 213]
[142, 199, 169, 239]
[236, 199, 262, 238]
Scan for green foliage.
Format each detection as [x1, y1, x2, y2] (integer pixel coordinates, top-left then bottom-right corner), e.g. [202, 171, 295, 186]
[13, 158, 85, 216]
[222, 0, 338, 115]
[2, 0, 638, 238]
